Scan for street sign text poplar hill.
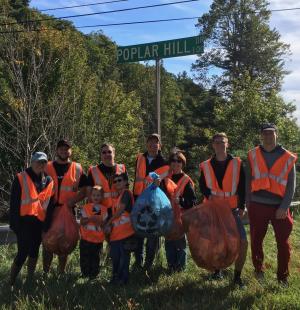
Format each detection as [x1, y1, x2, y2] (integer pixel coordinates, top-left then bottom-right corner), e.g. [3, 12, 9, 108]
[117, 35, 204, 63]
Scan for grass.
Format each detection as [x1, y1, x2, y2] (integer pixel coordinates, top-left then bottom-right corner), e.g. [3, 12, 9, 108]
[1, 212, 300, 310]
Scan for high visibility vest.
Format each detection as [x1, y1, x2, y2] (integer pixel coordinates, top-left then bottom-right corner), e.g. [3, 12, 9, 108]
[165, 173, 194, 213]
[17, 171, 54, 221]
[110, 190, 135, 241]
[248, 146, 297, 197]
[46, 161, 82, 205]
[89, 164, 126, 208]
[133, 153, 169, 196]
[200, 157, 241, 209]
[80, 203, 107, 243]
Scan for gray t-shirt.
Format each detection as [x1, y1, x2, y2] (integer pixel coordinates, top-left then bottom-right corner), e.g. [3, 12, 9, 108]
[246, 145, 296, 210]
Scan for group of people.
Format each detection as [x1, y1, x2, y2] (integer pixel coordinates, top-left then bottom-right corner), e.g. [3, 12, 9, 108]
[9, 123, 297, 288]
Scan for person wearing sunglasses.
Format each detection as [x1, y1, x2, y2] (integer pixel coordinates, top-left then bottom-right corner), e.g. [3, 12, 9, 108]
[9, 152, 55, 286]
[199, 132, 247, 288]
[132, 133, 169, 271]
[164, 150, 196, 273]
[103, 173, 135, 285]
[86, 143, 127, 209]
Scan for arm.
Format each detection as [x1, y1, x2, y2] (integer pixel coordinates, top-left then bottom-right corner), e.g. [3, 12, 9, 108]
[276, 165, 296, 219]
[180, 181, 197, 209]
[105, 191, 132, 225]
[9, 176, 21, 234]
[245, 158, 252, 204]
[237, 164, 246, 210]
[199, 170, 211, 200]
[67, 174, 88, 208]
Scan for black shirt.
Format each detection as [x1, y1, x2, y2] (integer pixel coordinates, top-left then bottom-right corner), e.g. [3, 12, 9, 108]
[52, 161, 86, 192]
[199, 154, 246, 209]
[171, 173, 197, 210]
[9, 167, 55, 233]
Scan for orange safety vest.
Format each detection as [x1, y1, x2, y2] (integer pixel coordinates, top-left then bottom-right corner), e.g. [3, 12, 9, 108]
[110, 190, 135, 241]
[46, 161, 82, 205]
[165, 173, 194, 213]
[200, 157, 241, 209]
[248, 146, 297, 197]
[133, 153, 169, 196]
[17, 171, 54, 221]
[80, 203, 107, 243]
[89, 164, 126, 208]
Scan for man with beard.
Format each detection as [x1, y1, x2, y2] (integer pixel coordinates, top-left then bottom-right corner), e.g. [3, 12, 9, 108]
[43, 140, 86, 274]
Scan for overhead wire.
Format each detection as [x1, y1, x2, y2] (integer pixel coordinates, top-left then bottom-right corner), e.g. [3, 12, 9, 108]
[39, 0, 129, 12]
[0, 0, 201, 26]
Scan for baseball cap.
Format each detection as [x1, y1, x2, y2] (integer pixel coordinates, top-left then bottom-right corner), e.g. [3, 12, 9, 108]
[56, 139, 72, 149]
[147, 133, 161, 144]
[260, 123, 277, 132]
[31, 152, 48, 163]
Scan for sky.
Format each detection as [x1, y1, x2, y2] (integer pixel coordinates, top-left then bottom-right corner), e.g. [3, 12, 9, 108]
[29, 0, 300, 125]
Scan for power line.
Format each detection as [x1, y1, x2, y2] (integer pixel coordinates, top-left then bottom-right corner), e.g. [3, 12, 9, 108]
[0, 6, 299, 34]
[0, 17, 200, 34]
[0, 0, 201, 26]
[39, 0, 129, 12]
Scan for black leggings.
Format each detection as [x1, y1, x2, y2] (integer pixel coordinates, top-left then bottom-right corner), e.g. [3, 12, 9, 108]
[14, 217, 43, 267]
[80, 239, 103, 278]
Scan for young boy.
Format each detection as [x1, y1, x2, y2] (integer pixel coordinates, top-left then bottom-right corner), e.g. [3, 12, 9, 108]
[79, 185, 107, 279]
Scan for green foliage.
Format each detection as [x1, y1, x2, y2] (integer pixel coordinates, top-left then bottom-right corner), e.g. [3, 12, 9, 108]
[194, 0, 290, 95]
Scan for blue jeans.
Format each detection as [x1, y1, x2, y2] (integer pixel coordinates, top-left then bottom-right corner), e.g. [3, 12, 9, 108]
[165, 236, 187, 271]
[135, 236, 160, 268]
[110, 240, 131, 284]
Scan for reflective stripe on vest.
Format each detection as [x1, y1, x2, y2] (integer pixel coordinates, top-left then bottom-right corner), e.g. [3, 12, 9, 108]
[90, 164, 126, 205]
[134, 153, 169, 195]
[250, 149, 295, 186]
[248, 146, 297, 197]
[18, 171, 53, 221]
[202, 158, 240, 197]
[113, 215, 130, 227]
[174, 174, 190, 199]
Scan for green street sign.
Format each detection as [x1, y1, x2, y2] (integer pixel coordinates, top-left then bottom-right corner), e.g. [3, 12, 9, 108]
[117, 35, 204, 63]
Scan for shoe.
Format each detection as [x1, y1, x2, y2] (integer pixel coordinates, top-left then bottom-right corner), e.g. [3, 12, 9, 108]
[278, 279, 289, 288]
[254, 270, 265, 282]
[233, 276, 245, 289]
[211, 270, 223, 280]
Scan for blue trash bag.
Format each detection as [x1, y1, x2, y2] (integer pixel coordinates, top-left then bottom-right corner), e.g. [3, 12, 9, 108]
[131, 172, 174, 237]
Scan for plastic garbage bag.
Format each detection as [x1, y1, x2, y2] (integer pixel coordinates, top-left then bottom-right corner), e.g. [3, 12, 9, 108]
[43, 204, 79, 255]
[131, 172, 173, 237]
[182, 200, 240, 271]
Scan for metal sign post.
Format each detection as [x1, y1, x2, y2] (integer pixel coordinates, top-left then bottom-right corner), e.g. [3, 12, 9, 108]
[156, 58, 161, 136]
[117, 35, 204, 137]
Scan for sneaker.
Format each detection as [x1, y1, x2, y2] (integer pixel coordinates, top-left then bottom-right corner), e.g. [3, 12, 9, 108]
[211, 270, 223, 280]
[278, 279, 289, 288]
[233, 276, 245, 289]
[254, 271, 265, 282]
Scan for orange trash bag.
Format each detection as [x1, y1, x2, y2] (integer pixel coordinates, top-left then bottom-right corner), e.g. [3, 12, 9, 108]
[164, 178, 184, 240]
[182, 200, 240, 271]
[43, 204, 79, 255]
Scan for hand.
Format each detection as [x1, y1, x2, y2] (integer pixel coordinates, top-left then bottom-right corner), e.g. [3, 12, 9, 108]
[238, 209, 245, 219]
[154, 178, 161, 187]
[275, 208, 288, 220]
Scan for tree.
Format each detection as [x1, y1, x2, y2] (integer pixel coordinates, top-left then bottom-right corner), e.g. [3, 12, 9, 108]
[193, 0, 290, 95]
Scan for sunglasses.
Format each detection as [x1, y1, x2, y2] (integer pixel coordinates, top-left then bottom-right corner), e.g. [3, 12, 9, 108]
[102, 150, 112, 155]
[171, 159, 182, 163]
[113, 178, 123, 184]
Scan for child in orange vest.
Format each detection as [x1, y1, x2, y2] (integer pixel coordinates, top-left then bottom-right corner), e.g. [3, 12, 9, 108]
[104, 173, 136, 285]
[79, 186, 107, 279]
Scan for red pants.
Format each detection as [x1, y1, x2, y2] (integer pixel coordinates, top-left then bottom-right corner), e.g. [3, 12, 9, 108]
[248, 201, 293, 281]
